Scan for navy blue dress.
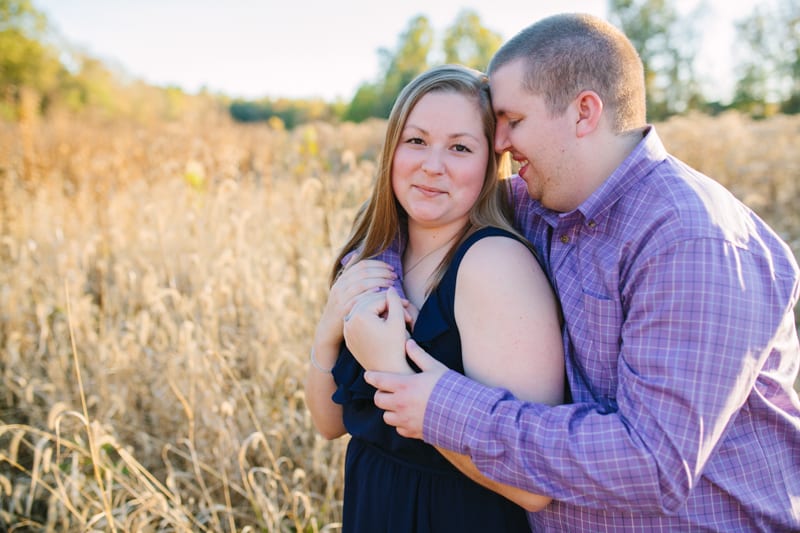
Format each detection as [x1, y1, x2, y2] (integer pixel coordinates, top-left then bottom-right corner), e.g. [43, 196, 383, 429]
[332, 227, 532, 533]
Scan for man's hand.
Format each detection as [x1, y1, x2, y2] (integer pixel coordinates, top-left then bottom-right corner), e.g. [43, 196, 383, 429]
[365, 339, 449, 439]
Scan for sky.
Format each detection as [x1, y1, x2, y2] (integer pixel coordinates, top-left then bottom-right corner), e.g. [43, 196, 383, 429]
[33, 0, 760, 104]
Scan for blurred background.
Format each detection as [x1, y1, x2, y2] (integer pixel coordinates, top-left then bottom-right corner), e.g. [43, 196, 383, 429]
[1, 0, 798, 531]
[5, 0, 799, 125]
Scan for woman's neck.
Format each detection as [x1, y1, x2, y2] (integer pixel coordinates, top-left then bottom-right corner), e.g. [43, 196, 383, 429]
[402, 222, 465, 307]
[407, 223, 460, 254]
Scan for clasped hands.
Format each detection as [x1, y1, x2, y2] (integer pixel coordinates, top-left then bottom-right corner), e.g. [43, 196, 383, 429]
[323, 259, 450, 440]
[343, 286, 416, 374]
[344, 284, 451, 441]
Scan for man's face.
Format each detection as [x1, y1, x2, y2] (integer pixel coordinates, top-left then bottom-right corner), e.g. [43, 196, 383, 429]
[491, 59, 578, 212]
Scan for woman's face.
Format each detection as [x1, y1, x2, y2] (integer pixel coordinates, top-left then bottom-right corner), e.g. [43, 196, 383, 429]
[392, 90, 489, 233]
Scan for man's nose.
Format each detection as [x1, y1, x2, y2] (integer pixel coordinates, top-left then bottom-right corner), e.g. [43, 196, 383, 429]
[494, 123, 510, 153]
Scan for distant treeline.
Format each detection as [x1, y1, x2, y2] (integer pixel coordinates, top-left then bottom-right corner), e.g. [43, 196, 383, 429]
[228, 98, 345, 129]
[2, 0, 798, 128]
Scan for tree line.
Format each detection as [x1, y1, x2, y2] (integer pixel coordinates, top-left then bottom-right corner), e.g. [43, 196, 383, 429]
[228, 10, 502, 128]
[2, 0, 798, 127]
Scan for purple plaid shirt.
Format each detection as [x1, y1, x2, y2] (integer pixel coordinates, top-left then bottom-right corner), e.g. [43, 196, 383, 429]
[380, 127, 800, 531]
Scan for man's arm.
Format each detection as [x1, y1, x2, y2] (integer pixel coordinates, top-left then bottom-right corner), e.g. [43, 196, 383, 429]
[366, 340, 551, 511]
[371, 238, 800, 513]
[437, 448, 550, 512]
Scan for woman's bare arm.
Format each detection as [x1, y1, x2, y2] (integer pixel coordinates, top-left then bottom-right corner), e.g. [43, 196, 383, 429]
[304, 260, 397, 439]
[450, 235, 565, 510]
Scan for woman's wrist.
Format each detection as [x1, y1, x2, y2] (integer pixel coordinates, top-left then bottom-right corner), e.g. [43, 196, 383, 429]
[310, 347, 334, 373]
[309, 340, 339, 374]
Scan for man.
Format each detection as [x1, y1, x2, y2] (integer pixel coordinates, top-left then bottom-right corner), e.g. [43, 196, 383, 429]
[348, 13, 800, 531]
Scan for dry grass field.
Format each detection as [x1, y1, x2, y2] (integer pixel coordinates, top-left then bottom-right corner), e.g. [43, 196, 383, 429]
[1, 109, 798, 531]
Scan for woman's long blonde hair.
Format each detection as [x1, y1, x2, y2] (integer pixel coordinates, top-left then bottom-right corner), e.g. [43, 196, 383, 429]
[331, 64, 524, 293]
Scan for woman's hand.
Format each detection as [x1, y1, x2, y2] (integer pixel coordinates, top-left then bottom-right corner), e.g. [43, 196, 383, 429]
[343, 287, 414, 374]
[313, 259, 396, 356]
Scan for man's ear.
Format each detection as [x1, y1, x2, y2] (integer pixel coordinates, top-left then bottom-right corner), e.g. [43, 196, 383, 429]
[574, 90, 603, 138]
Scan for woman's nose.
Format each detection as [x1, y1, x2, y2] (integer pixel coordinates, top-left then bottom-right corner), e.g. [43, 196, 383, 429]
[421, 149, 445, 175]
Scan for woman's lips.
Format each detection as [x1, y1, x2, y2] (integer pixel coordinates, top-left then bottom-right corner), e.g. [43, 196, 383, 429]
[414, 184, 445, 196]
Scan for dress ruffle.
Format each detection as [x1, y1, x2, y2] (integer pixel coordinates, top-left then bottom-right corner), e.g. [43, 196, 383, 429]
[331, 345, 376, 406]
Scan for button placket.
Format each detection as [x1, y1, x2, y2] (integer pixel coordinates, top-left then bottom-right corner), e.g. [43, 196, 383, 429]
[549, 223, 577, 297]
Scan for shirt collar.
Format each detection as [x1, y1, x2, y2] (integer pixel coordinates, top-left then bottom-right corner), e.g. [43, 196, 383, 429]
[531, 126, 668, 227]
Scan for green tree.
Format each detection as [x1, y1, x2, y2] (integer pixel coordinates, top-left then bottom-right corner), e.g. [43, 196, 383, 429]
[229, 96, 340, 128]
[346, 15, 433, 121]
[0, 0, 46, 34]
[442, 9, 503, 71]
[787, 0, 800, 113]
[344, 82, 381, 122]
[70, 55, 121, 113]
[608, 0, 702, 120]
[733, 0, 800, 115]
[0, 0, 61, 117]
[377, 14, 434, 117]
[732, 7, 773, 115]
[343, 11, 501, 123]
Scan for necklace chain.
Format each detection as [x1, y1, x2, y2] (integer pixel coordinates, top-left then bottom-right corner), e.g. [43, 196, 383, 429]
[404, 234, 459, 276]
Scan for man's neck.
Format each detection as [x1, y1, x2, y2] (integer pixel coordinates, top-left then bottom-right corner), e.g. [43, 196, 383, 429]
[572, 126, 647, 209]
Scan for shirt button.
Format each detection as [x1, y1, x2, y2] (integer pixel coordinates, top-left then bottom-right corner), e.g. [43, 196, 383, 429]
[588, 220, 597, 228]
[560, 234, 570, 244]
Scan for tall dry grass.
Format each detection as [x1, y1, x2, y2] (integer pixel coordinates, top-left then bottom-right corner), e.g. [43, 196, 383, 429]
[0, 110, 798, 531]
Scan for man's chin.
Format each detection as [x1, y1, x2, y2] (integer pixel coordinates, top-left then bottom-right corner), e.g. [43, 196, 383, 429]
[524, 183, 541, 203]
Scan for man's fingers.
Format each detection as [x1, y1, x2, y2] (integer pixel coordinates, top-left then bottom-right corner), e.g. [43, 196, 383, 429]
[365, 370, 387, 392]
[364, 369, 407, 395]
[405, 339, 442, 372]
[372, 388, 391, 410]
[382, 408, 421, 439]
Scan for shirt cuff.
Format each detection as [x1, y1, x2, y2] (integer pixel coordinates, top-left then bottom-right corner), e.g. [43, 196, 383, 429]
[423, 370, 492, 451]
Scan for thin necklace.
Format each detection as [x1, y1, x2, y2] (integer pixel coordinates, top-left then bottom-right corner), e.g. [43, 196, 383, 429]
[404, 233, 459, 275]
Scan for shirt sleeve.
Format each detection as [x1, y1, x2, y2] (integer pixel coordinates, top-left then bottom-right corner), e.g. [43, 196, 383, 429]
[424, 236, 800, 514]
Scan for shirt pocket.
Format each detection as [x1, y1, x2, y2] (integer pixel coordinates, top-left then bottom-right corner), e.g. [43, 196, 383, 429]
[579, 289, 622, 401]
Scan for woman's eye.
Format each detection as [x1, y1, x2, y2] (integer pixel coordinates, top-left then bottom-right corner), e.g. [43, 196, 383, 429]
[453, 144, 472, 153]
[509, 119, 521, 128]
[406, 137, 424, 145]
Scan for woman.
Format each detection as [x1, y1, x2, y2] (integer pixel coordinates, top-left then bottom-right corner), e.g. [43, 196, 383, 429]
[305, 64, 564, 532]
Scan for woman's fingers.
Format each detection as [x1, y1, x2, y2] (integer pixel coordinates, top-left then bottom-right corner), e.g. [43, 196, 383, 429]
[401, 298, 419, 330]
[345, 290, 389, 323]
[342, 259, 397, 279]
[336, 260, 397, 300]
